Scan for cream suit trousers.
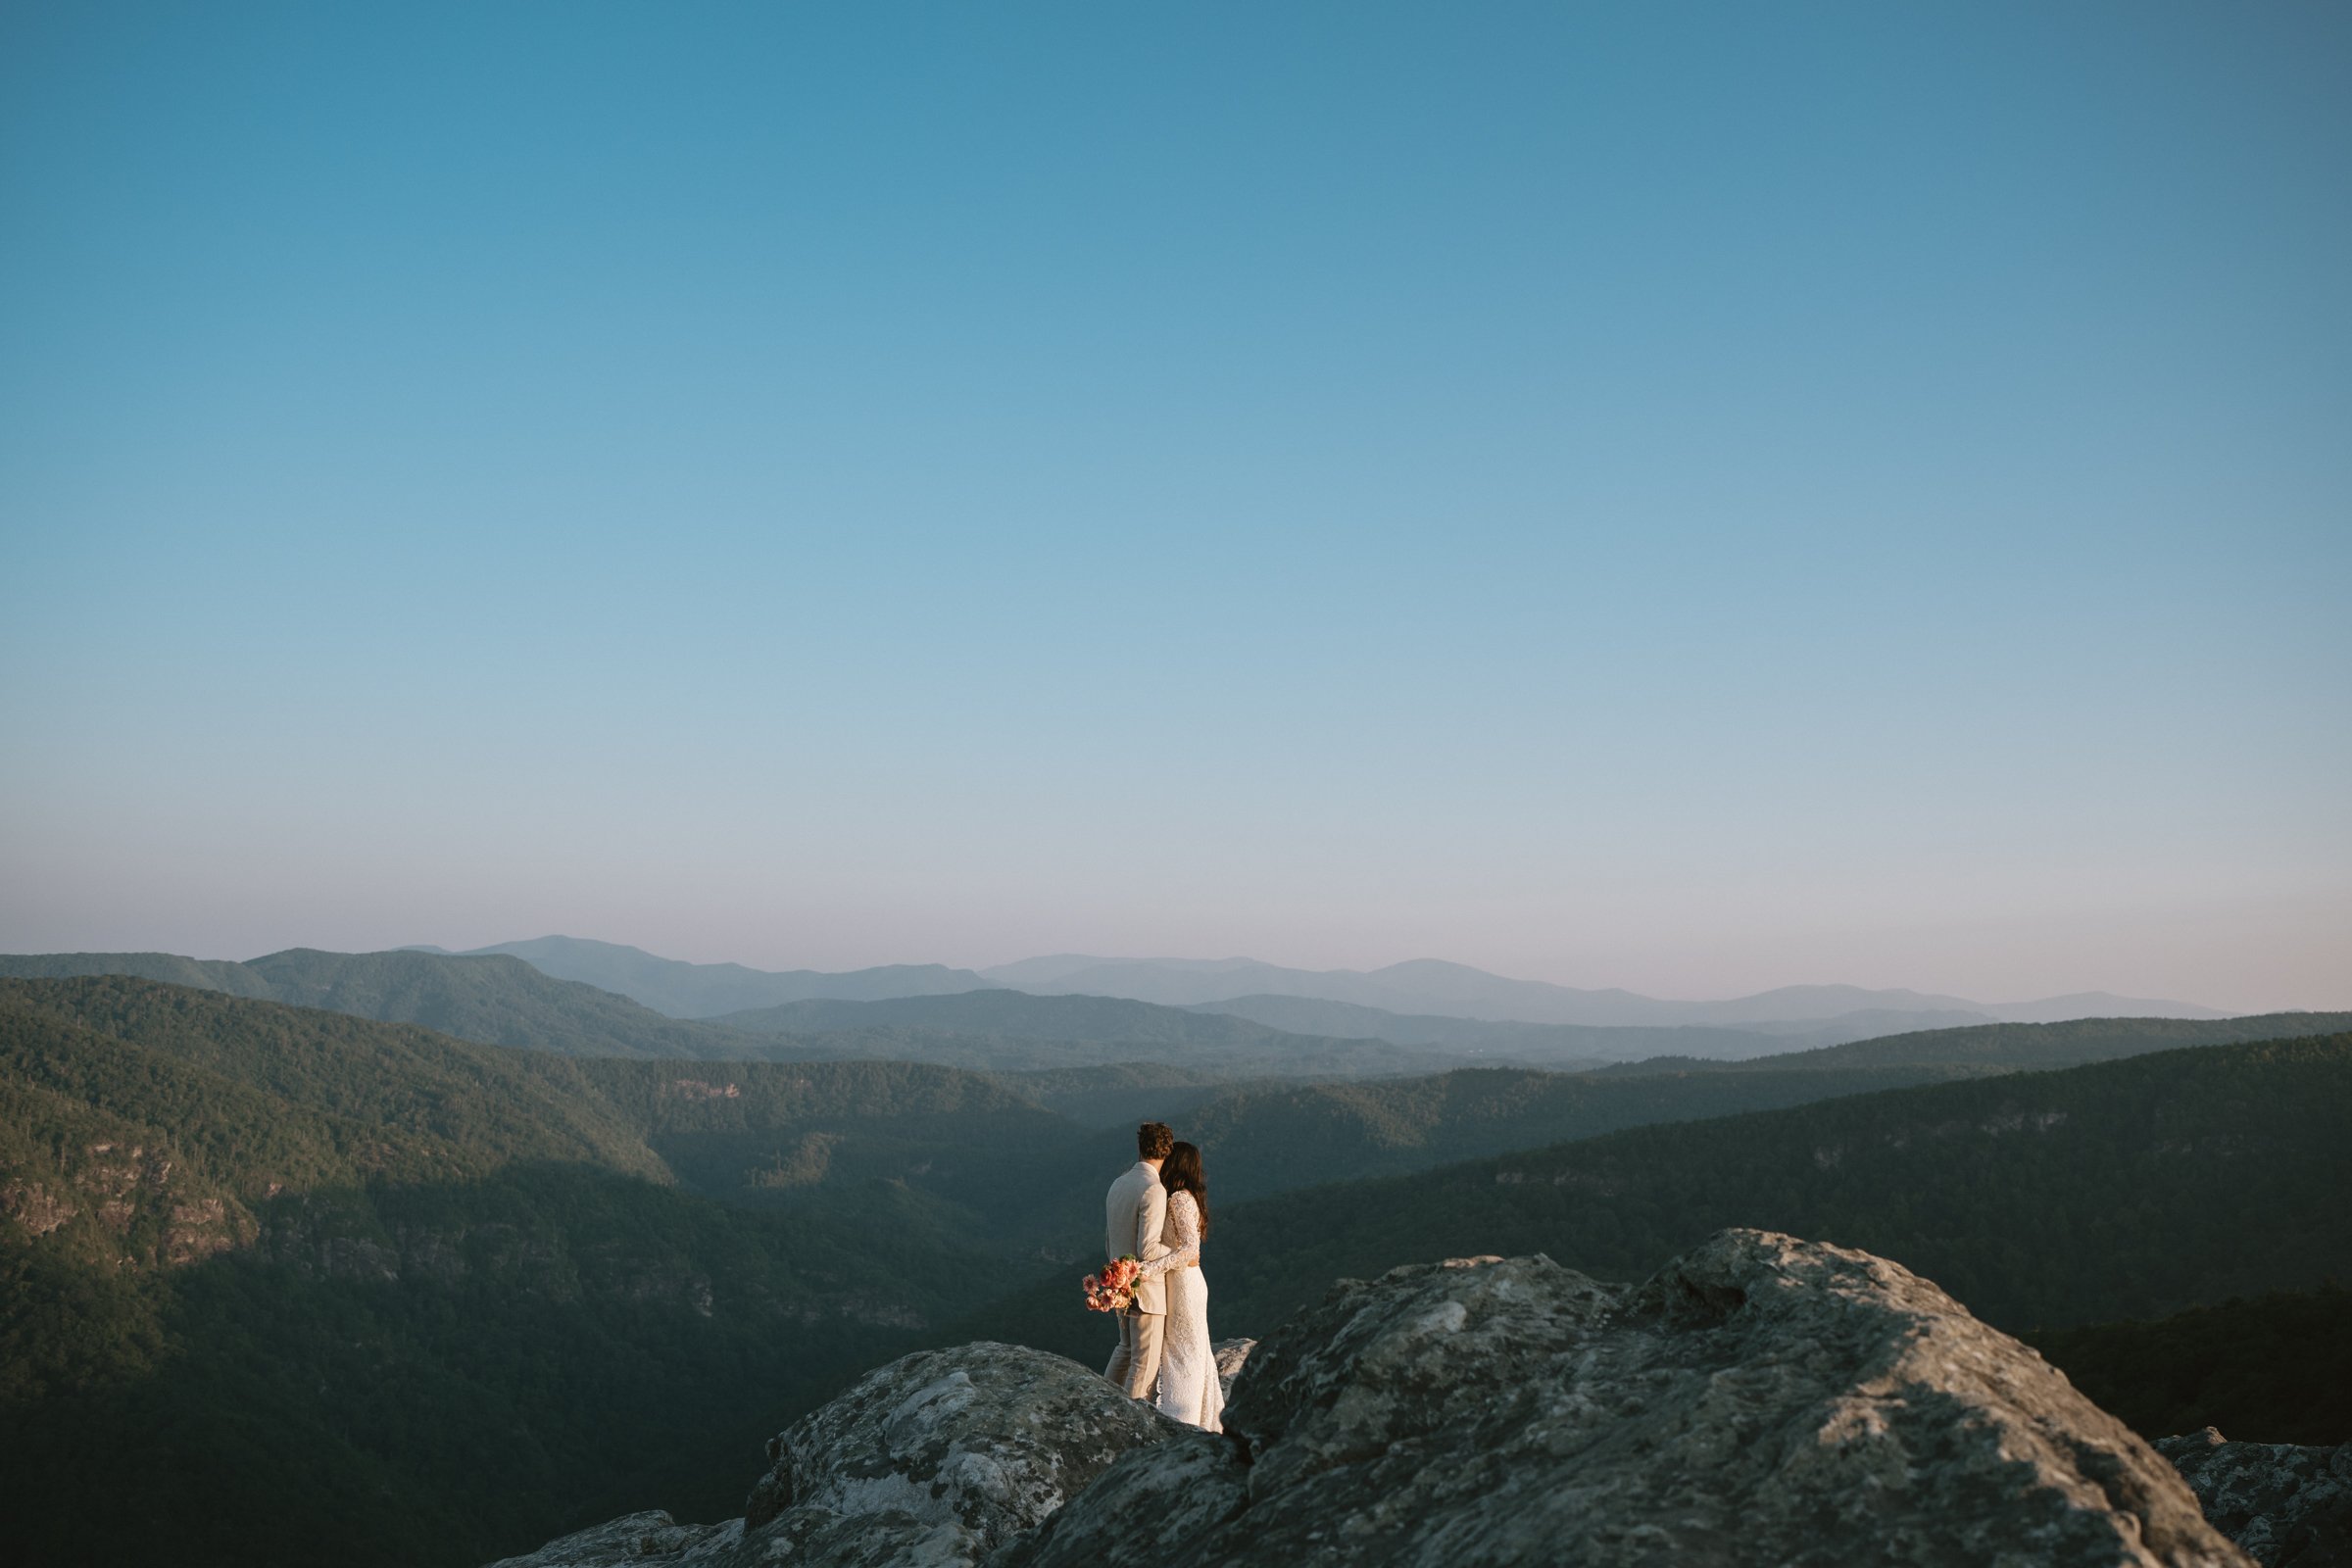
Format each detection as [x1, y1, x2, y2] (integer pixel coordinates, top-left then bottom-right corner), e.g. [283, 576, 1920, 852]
[1105, 1305, 1165, 1400]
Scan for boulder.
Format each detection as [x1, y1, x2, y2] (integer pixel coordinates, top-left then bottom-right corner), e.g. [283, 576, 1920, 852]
[1001, 1231, 2250, 1567]
[484, 1511, 736, 1567]
[2159, 1428, 2352, 1566]
[739, 1340, 1177, 1563]
[488, 1342, 1175, 1568]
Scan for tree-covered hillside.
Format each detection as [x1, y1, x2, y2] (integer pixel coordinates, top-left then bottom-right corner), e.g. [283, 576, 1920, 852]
[1192, 992, 1916, 1060]
[732, 1020, 1441, 1077]
[11, 978, 2344, 1565]
[1229, 1035, 2352, 1334]
[0, 978, 1092, 1567]
[1596, 1010, 2352, 1077]
[0, 950, 280, 997]
[1177, 1063, 2009, 1202]
[1031, 1017, 2352, 1209]
[0, 977, 1107, 1248]
[956, 1035, 2352, 1367]
[1, 948, 754, 1058]
[457, 935, 1001, 1018]
[2, 950, 1446, 1077]
[2024, 1283, 2351, 1445]
[714, 988, 1441, 1078]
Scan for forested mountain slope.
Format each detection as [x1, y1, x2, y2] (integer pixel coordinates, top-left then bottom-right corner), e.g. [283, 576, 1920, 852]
[957, 1035, 2352, 1367]
[1219, 1034, 2352, 1335]
[0, 977, 1101, 1232]
[1069, 1015, 2352, 1206]
[1596, 1010, 2352, 1077]
[1187, 991, 1751, 1061]
[2, 951, 1443, 1076]
[0, 978, 1094, 1567]
[0, 949, 279, 997]
[719, 1001, 1443, 1077]
[2, 948, 754, 1057]
[9, 977, 2339, 1564]
[988, 954, 2223, 1027]
[242, 948, 761, 1056]
[2023, 1283, 2352, 1446]
[1176, 1063, 2008, 1202]
[454, 935, 1000, 1017]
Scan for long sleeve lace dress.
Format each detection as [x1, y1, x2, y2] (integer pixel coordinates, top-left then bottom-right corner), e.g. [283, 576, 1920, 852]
[1141, 1189, 1222, 1431]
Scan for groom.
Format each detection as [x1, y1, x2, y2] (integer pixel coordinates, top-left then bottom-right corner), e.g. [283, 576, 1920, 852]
[1103, 1120, 1176, 1399]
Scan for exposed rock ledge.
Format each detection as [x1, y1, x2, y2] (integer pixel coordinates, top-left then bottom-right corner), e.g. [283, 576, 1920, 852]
[490, 1229, 2251, 1568]
[2159, 1428, 2352, 1567]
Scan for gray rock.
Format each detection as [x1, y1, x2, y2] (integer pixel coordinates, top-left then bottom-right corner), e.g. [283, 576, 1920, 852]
[1213, 1336, 1255, 1401]
[1001, 1231, 2250, 1567]
[487, 1341, 1178, 1568]
[2159, 1428, 2352, 1566]
[739, 1340, 1177, 1564]
[494, 1231, 2261, 1568]
[484, 1510, 738, 1567]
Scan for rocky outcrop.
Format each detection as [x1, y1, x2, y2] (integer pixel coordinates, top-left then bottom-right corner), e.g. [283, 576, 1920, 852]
[1, 1180, 77, 1236]
[1213, 1337, 1254, 1402]
[2160, 1428, 2352, 1567]
[483, 1511, 735, 1568]
[1008, 1232, 2246, 1568]
[492, 1230, 2254, 1568]
[490, 1342, 1176, 1568]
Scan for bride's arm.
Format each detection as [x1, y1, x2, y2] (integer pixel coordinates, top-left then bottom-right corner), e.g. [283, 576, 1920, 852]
[1143, 1191, 1201, 1277]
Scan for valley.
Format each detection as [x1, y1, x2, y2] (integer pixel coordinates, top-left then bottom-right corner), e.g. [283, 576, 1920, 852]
[2, 951, 2344, 1568]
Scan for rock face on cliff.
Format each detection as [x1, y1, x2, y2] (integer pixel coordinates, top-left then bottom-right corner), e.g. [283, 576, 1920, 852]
[489, 1342, 1174, 1568]
[493, 1230, 2253, 1568]
[2160, 1428, 2352, 1567]
[1213, 1337, 1255, 1400]
[1008, 1231, 2247, 1568]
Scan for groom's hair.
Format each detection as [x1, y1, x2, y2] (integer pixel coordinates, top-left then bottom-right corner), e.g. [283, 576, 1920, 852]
[1137, 1122, 1175, 1160]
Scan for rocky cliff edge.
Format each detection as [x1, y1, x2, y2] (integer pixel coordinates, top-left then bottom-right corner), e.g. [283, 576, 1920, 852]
[490, 1228, 2251, 1568]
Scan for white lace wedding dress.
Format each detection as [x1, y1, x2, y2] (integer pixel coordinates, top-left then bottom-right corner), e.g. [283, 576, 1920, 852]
[1145, 1189, 1223, 1432]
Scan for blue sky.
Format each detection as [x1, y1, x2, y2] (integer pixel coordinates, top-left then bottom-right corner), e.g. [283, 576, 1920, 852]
[3, 2, 2346, 1008]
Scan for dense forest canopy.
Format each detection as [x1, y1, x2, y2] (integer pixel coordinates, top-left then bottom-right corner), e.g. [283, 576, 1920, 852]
[5, 976, 2346, 1567]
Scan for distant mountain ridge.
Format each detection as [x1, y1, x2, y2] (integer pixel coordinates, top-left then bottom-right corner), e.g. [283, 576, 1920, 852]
[0, 950, 280, 998]
[714, 988, 1317, 1045]
[0, 948, 748, 1058]
[1187, 994, 1988, 1057]
[0, 950, 1458, 1077]
[441, 936, 1001, 1018]
[712, 990, 1446, 1078]
[982, 954, 2229, 1029]
[1592, 1010, 2352, 1077]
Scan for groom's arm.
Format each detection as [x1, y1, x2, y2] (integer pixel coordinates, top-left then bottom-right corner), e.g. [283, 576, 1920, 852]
[1134, 1181, 1169, 1261]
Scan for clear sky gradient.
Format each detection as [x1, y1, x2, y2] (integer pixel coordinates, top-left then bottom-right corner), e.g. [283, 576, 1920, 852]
[3, 2, 2346, 1009]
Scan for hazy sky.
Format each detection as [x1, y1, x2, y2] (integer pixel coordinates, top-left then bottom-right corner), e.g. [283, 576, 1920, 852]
[3, 2, 2347, 1009]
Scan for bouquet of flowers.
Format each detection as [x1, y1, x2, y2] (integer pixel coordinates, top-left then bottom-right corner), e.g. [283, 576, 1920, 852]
[1083, 1255, 1144, 1312]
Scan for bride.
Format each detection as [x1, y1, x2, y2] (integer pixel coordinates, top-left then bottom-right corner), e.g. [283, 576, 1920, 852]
[1138, 1141, 1223, 1432]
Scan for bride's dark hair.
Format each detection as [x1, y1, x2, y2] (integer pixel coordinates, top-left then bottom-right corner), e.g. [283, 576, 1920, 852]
[1160, 1141, 1209, 1236]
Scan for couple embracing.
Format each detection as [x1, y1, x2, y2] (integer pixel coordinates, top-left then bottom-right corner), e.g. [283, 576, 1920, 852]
[1102, 1120, 1222, 1433]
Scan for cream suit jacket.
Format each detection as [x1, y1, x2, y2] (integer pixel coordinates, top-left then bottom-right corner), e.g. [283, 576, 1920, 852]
[1104, 1161, 1172, 1315]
